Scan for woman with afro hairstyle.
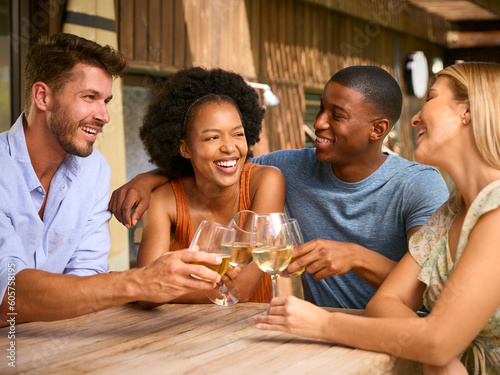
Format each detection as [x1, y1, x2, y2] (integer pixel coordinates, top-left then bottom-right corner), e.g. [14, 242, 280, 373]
[136, 67, 286, 305]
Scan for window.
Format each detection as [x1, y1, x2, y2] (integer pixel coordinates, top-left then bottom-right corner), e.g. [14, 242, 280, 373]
[303, 91, 321, 148]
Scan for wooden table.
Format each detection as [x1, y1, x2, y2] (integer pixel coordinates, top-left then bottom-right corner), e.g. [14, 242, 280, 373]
[1, 303, 421, 374]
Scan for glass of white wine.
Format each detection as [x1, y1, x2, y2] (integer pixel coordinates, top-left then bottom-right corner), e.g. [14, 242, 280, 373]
[287, 218, 306, 277]
[228, 210, 261, 267]
[206, 210, 262, 306]
[251, 213, 294, 298]
[188, 220, 236, 305]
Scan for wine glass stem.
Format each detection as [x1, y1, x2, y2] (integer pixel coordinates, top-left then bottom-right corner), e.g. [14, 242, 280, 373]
[271, 275, 279, 298]
[219, 284, 228, 303]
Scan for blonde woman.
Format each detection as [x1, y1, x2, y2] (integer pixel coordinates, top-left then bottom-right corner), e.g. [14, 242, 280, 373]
[254, 62, 500, 374]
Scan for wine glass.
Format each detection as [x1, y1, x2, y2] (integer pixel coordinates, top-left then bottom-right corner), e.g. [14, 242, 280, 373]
[251, 213, 294, 298]
[204, 210, 261, 306]
[228, 210, 261, 267]
[188, 220, 236, 305]
[287, 218, 305, 277]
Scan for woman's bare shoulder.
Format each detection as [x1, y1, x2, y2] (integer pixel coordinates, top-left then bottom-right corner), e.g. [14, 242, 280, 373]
[249, 163, 284, 181]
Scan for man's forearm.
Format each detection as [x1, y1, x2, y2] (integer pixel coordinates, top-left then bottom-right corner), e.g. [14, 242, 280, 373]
[0, 269, 138, 323]
[142, 168, 170, 190]
[351, 244, 397, 288]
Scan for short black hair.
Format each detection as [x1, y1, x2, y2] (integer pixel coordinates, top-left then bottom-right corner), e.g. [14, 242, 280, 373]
[140, 67, 264, 178]
[330, 66, 402, 127]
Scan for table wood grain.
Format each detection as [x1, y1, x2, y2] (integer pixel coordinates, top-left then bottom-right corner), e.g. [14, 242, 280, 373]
[0, 303, 422, 374]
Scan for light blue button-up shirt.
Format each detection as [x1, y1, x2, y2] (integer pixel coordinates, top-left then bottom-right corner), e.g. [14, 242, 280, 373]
[0, 114, 111, 299]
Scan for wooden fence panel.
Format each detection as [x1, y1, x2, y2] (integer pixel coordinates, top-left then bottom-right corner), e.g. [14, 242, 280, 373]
[148, 0, 161, 63]
[117, 0, 446, 156]
[161, 0, 175, 67]
[173, 0, 186, 67]
[134, 0, 148, 62]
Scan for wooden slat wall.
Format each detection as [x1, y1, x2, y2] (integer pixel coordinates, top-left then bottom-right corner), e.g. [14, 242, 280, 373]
[117, 0, 446, 159]
[298, 0, 448, 46]
[245, 0, 445, 158]
[118, 0, 190, 72]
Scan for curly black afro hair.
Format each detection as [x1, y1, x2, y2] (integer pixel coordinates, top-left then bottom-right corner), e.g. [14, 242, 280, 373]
[140, 67, 265, 178]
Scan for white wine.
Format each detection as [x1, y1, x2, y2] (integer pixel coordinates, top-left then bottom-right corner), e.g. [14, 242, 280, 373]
[251, 245, 293, 275]
[229, 242, 252, 266]
[230, 242, 262, 266]
[190, 254, 230, 282]
[288, 252, 306, 276]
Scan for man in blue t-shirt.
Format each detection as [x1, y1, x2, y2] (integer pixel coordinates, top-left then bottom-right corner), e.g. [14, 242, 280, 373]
[252, 66, 448, 308]
[109, 66, 448, 309]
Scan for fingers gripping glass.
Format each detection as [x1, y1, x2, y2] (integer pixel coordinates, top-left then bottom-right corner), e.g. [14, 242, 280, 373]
[189, 220, 237, 305]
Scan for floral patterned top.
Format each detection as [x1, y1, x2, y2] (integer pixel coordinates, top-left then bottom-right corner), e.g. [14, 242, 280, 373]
[409, 180, 500, 374]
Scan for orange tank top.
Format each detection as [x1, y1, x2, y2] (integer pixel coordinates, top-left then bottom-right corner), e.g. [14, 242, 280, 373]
[169, 163, 272, 303]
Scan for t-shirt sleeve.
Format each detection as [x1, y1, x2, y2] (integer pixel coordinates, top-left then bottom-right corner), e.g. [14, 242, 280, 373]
[251, 153, 278, 167]
[251, 150, 297, 171]
[403, 167, 449, 232]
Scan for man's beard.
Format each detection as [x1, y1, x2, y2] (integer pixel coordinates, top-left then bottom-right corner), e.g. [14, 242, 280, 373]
[48, 102, 96, 157]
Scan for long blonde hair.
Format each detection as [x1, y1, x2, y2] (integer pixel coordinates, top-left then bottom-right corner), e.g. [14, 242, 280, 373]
[436, 62, 500, 211]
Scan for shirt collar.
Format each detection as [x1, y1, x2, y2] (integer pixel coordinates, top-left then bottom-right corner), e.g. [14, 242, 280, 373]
[7, 113, 80, 191]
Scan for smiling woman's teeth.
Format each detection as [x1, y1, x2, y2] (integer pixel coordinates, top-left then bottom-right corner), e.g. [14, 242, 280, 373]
[215, 160, 237, 167]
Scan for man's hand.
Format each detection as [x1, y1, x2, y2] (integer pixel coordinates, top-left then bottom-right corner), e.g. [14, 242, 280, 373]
[135, 249, 223, 303]
[109, 170, 168, 228]
[282, 239, 357, 280]
[108, 177, 151, 228]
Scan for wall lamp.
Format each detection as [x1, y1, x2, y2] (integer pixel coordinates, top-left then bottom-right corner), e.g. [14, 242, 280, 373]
[246, 82, 280, 108]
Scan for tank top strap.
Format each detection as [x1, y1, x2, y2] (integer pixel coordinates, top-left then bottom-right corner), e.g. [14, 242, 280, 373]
[239, 163, 273, 303]
[239, 162, 256, 211]
[170, 178, 194, 251]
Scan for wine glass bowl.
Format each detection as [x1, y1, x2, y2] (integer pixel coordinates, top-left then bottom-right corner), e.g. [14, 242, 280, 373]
[227, 210, 260, 267]
[287, 218, 306, 277]
[251, 244, 293, 275]
[189, 220, 238, 305]
[250, 213, 294, 298]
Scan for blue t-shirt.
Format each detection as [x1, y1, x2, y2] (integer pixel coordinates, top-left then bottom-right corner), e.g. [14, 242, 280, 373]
[252, 148, 449, 309]
[0, 114, 111, 300]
